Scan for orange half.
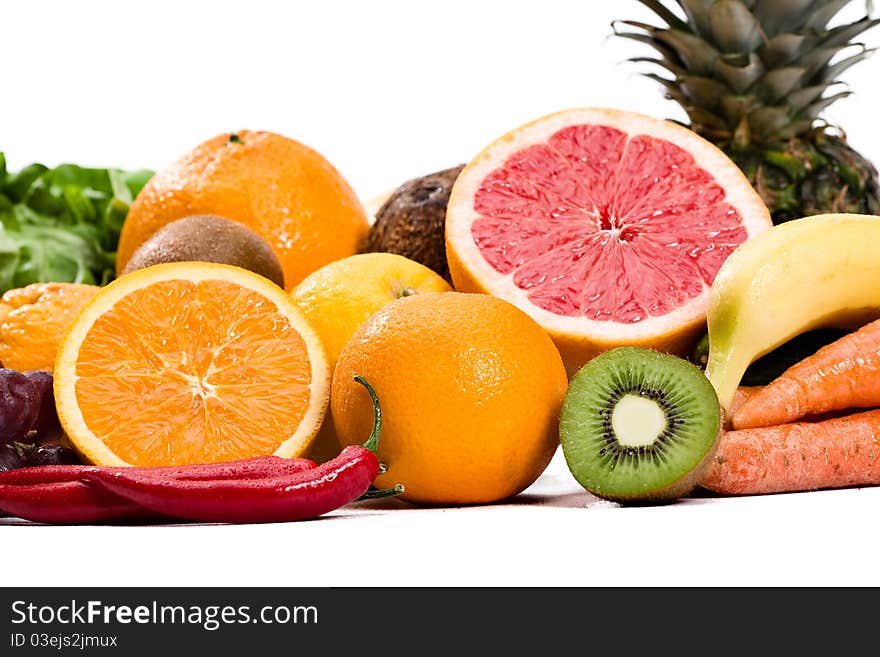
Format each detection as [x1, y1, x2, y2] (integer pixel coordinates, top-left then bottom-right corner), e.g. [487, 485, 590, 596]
[54, 262, 330, 467]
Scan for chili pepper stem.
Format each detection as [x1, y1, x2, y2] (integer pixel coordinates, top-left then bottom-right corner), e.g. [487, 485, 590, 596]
[357, 484, 405, 501]
[352, 375, 404, 500]
[353, 375, 382, 454]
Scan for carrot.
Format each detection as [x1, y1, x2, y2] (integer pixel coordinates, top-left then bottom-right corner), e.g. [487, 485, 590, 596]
[732, 319, 880, 430]
[730, 385, 763, 419]
[701, 409, 880, 495]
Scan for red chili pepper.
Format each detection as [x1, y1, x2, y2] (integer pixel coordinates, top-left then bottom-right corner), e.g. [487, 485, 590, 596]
[82, 447, 379, 523]
[0, 454, 317, 523]
[0, 378, 398, 524]
[82, 377, 402, 524]
[0, 481, 154, 524]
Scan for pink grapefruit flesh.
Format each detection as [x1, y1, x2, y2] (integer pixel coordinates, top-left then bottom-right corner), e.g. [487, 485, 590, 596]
[445, 108, 772, 377]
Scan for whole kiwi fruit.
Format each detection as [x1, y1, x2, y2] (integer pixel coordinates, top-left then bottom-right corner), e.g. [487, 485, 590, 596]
[121, 214, 285, 288]
[360, 164, 464, 282]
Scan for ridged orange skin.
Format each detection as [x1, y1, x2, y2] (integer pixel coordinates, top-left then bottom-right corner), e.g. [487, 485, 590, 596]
[116, 130, 369, 290]
[445, 249, 706, 379]
[0, 283, 100, 372]
[331, 292, 568, 505]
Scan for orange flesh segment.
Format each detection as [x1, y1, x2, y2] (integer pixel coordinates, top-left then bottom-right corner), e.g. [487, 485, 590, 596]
[73, 279, 312, 466]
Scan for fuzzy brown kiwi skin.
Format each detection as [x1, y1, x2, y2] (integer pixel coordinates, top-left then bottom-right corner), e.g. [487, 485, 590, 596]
[122, 214, 285, 289]
[596, 402, 724, 506]
[360, 164, 464, 282]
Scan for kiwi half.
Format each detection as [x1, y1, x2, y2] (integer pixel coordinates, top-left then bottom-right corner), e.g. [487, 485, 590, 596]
[559, 347, 721, 504]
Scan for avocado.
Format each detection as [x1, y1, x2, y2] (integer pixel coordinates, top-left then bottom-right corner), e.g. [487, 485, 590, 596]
[122, 215, 285, 288]
[360, 164, 464, 282]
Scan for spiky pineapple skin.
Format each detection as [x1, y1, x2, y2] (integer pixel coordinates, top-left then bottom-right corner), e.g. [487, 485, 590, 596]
[727, 132, 880, 223]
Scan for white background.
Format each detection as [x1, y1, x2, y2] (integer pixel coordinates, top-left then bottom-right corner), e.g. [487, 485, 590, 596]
[3, 0, 880, 587]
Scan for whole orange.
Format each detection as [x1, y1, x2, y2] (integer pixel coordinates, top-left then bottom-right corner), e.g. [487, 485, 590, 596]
[116, 130, 369, 289]
[0, 283, 101, 373]
[331, 292, 568, 505]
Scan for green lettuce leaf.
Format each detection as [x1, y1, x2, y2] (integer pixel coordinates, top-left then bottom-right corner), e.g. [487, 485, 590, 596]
[0, 153, 153, 294]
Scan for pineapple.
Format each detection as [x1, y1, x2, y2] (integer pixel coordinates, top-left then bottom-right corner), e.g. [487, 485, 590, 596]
[618, 0, 880, 222]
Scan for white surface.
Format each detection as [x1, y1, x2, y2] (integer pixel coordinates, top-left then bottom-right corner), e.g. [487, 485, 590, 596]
[3, 1, 880, 587]
[5, 451, 880, 587]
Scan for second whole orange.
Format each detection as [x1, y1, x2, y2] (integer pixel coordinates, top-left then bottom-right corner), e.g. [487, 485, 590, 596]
[331, 292, 568, 505]
[116, 130, 369, 290]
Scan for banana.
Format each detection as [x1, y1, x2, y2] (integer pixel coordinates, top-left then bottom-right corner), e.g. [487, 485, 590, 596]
[705, 214, 880, 415]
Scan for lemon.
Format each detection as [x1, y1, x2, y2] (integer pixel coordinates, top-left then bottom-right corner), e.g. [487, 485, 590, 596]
[292, 253, 452, 460]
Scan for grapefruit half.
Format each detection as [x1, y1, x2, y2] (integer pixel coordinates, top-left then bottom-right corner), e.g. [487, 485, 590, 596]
[445, 108, 772, 377]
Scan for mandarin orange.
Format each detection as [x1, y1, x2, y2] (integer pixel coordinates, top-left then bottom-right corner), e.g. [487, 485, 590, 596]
[0, 283, 100, 373]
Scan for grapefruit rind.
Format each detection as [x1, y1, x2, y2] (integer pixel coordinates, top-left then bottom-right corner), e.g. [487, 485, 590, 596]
[54, 262, 331, 467]
[445, 108, 772, 374]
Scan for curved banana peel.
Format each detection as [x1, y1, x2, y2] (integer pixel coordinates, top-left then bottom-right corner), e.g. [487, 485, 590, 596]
[705, 213, 880, 414]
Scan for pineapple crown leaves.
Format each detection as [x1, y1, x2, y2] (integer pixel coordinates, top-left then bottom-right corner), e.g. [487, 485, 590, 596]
[615, 0, 879, 145]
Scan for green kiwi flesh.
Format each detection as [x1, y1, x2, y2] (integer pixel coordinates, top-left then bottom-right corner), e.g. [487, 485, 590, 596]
[559, 347, 721, 504]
